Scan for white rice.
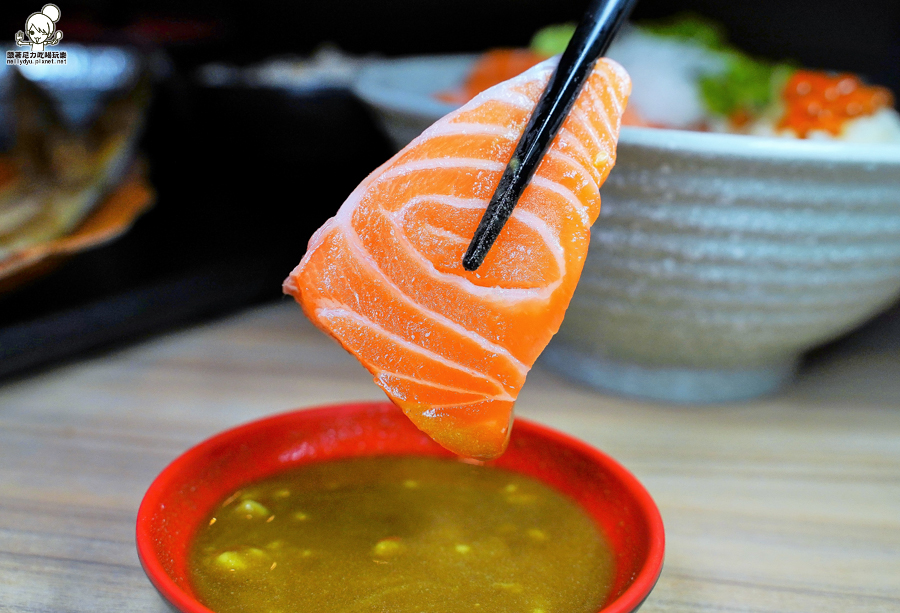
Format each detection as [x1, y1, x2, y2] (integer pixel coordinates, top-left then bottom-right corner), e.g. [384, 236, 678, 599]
[606, 28, 725, 129]
[839, 108, 900, 143]
[747, 108, 900, 143]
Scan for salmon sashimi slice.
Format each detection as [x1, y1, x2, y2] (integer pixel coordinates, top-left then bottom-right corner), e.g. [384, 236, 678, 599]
[284, 57, 631, 460]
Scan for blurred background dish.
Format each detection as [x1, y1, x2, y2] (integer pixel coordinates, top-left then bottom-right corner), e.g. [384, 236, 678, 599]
[353, 55, 475, 148]
[431, 17, 900, 143]
[0, 165, 154, 291]
[353, 14, 900, 150]
[0, 45, 392, 380]
[545, 128, 900, 403]
[352, 51, 900, 403]
[12, 44, 141, 130]
[0, 45, 148, 270]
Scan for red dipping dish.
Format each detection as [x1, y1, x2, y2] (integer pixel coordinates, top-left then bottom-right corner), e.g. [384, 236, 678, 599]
[136, 402, 665, 613]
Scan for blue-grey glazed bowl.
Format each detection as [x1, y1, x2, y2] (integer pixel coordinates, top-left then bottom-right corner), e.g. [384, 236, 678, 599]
[352, 55, 900, 403]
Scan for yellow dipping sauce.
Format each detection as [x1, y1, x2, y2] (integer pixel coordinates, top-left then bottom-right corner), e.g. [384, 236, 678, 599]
[190, 456, 615, 613]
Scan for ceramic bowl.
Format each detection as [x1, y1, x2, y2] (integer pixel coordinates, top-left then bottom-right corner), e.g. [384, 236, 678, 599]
[6, 44, 141, 130]
[353, 56, 900, 403]
[352, 55, 475, 148]
[136, 401, 665, 613]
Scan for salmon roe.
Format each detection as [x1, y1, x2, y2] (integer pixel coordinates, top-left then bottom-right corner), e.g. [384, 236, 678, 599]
[436, 49, 549, 105]
[778, 70, 895, 138]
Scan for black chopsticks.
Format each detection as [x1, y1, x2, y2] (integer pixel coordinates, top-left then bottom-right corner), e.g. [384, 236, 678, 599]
[461, 0, 638, 271]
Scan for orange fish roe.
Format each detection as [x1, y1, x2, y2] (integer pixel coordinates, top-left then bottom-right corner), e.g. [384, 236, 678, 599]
[436, 49, 550, 105]
[778, 70, 895, 138]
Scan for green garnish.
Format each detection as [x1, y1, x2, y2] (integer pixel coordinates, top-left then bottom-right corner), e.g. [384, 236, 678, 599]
[639, 14, 795, 118]
[530, 23, 576, 56]
[528, 15, 796, 119]
[699, 53, 793, 117]
[640, 13, 728, 50]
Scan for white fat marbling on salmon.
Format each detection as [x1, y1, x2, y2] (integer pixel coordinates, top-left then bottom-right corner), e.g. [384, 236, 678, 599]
[420, 222, 470, 244]
[547, 149, 596, 185]
[338, 216, 530, 379]
[415, 121, 599, 186]
[375, 211, 565, 303]
[471, 89, 536, 112]
[423, 121, 521, 141]
[375, 371, 505, 404]
[381, 160, 591, 236]
[389, 195, 566, 295]
[392, 194, 565, 268]
[530, 176, 591, 227]
[316, 304, 514, 400]
[581, 81, 617, 144]
[376, 157, 504, 183]
[554, 127, 603, 179]
[286, 56, 631, 451]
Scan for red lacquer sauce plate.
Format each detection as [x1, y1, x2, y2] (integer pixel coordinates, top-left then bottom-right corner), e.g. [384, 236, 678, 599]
[136, 401, 665, 613]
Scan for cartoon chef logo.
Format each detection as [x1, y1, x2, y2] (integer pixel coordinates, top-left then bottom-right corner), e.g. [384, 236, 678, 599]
[15, 4, 63, 52]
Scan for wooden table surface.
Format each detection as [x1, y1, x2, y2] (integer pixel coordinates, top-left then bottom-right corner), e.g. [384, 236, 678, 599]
[1, 301, 898, 613]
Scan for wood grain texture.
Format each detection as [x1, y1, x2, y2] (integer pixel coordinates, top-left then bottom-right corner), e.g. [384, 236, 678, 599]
[0, 301, 898, 613]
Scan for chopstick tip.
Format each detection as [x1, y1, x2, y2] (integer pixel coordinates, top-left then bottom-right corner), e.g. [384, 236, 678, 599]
[462, 250, 482, 272]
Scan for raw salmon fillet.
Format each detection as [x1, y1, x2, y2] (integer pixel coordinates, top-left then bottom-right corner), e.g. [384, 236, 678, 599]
[285, 57, 631, 459]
